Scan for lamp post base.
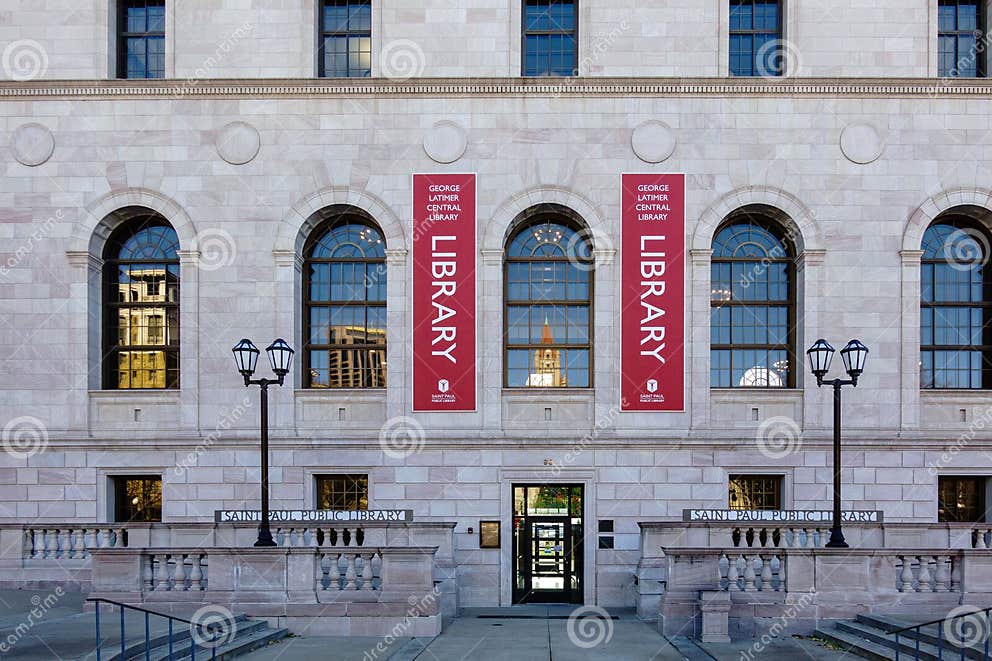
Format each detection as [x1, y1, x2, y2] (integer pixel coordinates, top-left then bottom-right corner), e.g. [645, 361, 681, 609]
[254, 526, 277, 547]
[825, 526, 849, 548]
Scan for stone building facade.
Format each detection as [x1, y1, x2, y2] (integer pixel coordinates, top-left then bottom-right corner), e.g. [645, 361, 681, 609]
[1, 0, 992, 612]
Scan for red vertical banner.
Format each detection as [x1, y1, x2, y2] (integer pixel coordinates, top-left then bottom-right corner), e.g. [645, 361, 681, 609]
[620, 173, 686, 411]
[412, 173, 477, 412]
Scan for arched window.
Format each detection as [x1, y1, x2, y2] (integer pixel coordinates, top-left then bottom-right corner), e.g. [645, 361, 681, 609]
[710, 213, 794, 388]
[102, 216, 180, 389]
[304, 219, 387, 388]
[504, 213, 592, 388]
[920, 218, 992, 389]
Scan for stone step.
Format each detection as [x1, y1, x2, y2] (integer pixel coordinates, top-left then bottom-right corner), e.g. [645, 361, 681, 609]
[105, 614, 285, 661]
[856, 613, 991, 660]
[813, 625, 902, 661]
[835, 620, 946, 660]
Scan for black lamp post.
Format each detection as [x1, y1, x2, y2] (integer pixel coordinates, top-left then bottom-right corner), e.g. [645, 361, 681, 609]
[806, 338, 869, 549]
[232, 338, 294, 547]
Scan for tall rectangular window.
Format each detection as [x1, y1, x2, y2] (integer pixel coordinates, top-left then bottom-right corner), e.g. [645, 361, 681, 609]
[729, 0, 782, 77]
[938, 476, 987, 522]
[522, 0, 577, 77]
[319, 1, 372, 78]
[113, 475, 163, 522]
[729, 475, 782, 510]
[938, 0, 986, 78]
[118, 0, 165, 79]
[316, 474, 369, 510]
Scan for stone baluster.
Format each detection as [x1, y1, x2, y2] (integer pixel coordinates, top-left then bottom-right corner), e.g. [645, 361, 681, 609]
[344, 555, 357, 590]
[155, 555, 171, 591]
[371, 552, 382, 590]
[189, 555, 203, 590]
[898, 556, 915, 592]
[82, 529, 94, 557]
[318, 553, 331, 590]
[974, 528, 988, 549]
[42, 529, 53, 559]
[173, 553, 187, 591]
[143, 555, 155, 593]
[760, 555, 773, 591]
[743, 555, 757, 592]
[99, 528, 110, 548]
[950, 556, 961, 592]
[336, 554, 349, 590]
[361, 554, 373, 590]
[727, 554, 740, 591]
[776, 555, 786, 591]
[917, 556, 933, 592]
[27, 529, 38, 558]
[934, 556, 950, 592]
[301, 528, 312, 547]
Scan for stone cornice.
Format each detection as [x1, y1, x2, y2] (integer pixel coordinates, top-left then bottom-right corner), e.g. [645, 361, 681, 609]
[3, 77, 992, 99]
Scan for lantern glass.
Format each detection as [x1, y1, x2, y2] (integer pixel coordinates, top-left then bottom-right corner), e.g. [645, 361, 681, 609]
[840, 339, 869, 378]
[806, 339, 835, 378]
[232, 338, 260, 377]
[266, 338, 295, 376]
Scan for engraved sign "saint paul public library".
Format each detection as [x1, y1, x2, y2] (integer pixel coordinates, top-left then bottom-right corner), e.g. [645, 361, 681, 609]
[214, 510, 413, 523]
[684, 509, 883, 523]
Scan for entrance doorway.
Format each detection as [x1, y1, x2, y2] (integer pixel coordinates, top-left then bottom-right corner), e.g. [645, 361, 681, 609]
[512, 484, 583, 604]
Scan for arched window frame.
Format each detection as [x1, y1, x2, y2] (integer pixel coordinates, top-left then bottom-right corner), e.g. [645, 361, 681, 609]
[502, 208, 594, 388]
[102, 215, 180, 390]
[920, 215, 992, 389]
[302, 215, 387, 389]
[710, 211, 796, 389]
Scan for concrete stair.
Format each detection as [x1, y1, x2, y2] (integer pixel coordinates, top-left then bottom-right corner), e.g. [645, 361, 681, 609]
[815, 613, 989, 660]
[104, 613, 288, 661]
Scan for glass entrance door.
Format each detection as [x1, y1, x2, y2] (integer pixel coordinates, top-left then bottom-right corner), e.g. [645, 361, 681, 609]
[512, 484, 583, 604]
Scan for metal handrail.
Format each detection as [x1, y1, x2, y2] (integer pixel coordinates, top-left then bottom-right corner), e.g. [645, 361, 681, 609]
[87, 597, 226, 661]
[890, 605, 992, 660]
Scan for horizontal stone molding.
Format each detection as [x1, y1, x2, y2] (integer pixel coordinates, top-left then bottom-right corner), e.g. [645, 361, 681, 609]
[5, 78, 992, 99]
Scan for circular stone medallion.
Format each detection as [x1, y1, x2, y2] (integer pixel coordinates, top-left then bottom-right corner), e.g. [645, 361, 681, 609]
[631, 120, 676, 164]
[11, 123, 54, 167]
[840, 123, 884, 164]
[423, 120, 467, 164]
[215, 121, 261, 165]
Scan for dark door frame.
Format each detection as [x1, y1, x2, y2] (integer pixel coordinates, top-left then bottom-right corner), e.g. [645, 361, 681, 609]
[512, 483, 584, 604]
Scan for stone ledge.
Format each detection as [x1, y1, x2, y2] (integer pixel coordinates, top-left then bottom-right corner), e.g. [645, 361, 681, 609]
[3, 77, 992, 99]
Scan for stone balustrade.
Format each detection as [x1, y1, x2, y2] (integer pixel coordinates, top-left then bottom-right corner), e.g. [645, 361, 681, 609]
[88, 546, 442, 636]
[639, 521, 992, 552]
[0, 520, 456, 621]
[636, 546, 992, 641]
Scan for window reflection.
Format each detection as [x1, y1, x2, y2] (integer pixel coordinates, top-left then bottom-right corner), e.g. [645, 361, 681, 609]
[523, 0, 577, 76]
[113, 475, 163, 522]
[938, 0, 984, 78]
[710, 213, 793, 388]
[304, 219, 387, 388]
[729, 0, 782, 77]
[316, 474, 369, 510]
[320, 1, 372, 78]
[920, 219, 992, 389]
[119, 0, 165, 79]
[103, 218, 180, 389]
[504, 216, 592, 388]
